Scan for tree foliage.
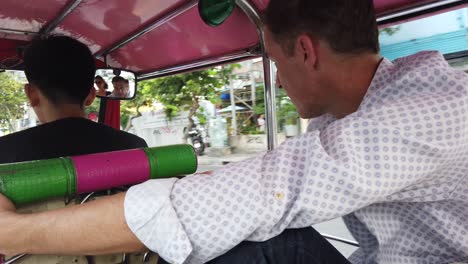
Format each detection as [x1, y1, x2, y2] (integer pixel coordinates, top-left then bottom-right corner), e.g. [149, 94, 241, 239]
[121, 66, 237, 140]
[142, 69, 222, 116]
[0, 72, 27, 133]
[84, 96, 100, 116]
[120, 89, 154, 131]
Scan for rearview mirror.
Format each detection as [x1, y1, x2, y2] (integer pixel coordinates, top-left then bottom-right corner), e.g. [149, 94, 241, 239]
[94, 69, 137, 100]
[199, 0, 235, 27]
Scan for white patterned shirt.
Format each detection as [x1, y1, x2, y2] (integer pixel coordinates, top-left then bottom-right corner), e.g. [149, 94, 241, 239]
[124, 51, 468, 264]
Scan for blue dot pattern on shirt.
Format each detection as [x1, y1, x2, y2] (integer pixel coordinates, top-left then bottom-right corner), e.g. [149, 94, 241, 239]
[125, 51, 468, 264]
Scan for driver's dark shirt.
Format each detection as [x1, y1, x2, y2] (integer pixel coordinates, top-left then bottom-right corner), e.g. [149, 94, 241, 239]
[0, 117, 147, 164]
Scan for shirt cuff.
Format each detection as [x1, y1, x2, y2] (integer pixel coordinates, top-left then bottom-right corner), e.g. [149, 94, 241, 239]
[124, 178, 193, 264]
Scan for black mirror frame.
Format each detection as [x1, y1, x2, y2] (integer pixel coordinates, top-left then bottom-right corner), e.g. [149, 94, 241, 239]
[95, 68, 138, 101]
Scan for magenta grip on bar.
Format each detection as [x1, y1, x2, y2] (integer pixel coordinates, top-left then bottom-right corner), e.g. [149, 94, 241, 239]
[0, 144, 197, 206]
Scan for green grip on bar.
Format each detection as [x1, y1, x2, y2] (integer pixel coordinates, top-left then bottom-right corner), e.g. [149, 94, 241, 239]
[144, 144, 197, 179]
[0, 157, 76, 205]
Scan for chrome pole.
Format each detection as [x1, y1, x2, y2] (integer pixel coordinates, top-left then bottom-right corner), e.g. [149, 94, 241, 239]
[137, 47, 260, 80]
[235, 0, 278, 150]
[3, 254, 27, 264]
[321, 233, 360, 247]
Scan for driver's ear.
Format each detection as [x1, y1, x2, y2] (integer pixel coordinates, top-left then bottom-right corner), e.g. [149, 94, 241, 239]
[25, 84, 40, 107]
[84, 86, 96, 107]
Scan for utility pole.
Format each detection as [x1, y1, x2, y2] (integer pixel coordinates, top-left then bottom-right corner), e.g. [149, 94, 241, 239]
[249, 60, 256, 107]
[229, 77, 237, 136]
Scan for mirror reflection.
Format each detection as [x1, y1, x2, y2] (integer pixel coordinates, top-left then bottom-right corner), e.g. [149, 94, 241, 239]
[94, 69, 136, 99]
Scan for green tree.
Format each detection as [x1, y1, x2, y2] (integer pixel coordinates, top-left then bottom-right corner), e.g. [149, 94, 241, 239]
[0, 72, 27, 133]
[135, 66, 236, 142]
[120, 90, 154, 131]
[379, 26, 400, 36]
[84, 97, 100, 118]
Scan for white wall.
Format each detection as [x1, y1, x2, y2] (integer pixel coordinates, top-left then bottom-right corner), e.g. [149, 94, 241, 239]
[130, 110, 189, 147]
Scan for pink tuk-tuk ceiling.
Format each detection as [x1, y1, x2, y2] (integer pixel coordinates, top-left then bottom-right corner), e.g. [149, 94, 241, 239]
[0, 0, 466, 77]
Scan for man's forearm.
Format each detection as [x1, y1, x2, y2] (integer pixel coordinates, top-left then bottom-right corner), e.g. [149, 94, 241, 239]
[1, 193, 146, 256]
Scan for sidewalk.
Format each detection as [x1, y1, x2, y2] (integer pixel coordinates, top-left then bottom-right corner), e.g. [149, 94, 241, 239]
[196, 150, 259, 172]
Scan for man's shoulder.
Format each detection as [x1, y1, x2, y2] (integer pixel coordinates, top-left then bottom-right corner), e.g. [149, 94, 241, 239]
[392, 51, 467, 81]
[0, 128, 30, 146]
[70, 119, 148, 147]
[81, 121, 147, 147]
[104, 126, 148, 146]
[0, 118, 147, 164]
[363, 51, 467, 109]
[393, 50, 443, 64]
[0, 125, 44, 163]
[0, 121, 50, 144]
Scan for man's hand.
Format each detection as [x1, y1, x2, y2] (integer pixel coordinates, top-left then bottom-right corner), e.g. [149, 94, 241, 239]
[0, 193, 145, 256]
[0, 193, 25, 256]
[0, 193, 15, 213]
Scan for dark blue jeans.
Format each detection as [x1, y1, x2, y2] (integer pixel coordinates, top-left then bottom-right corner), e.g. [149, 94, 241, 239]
[159, 227, 350, 264]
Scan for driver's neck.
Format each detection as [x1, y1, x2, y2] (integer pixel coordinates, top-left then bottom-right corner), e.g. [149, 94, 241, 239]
[38, 101, 86, 123]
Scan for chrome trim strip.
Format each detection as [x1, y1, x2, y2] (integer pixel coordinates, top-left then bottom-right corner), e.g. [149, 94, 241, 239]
[0, 28, 38, 36]
[94, 0, 198, 58]
[377, 0, 466, 24]
[137, 48, 260, 80]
